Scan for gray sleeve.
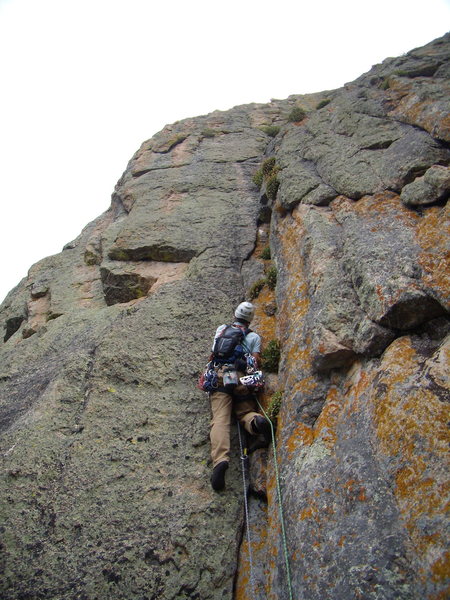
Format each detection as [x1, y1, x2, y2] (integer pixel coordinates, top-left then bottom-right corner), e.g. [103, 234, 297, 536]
[252, 333, 262, 354]
[244, 332, 261, 354]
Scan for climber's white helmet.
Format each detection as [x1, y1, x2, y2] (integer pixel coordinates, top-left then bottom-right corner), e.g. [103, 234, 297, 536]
[235, 301, 255, 323]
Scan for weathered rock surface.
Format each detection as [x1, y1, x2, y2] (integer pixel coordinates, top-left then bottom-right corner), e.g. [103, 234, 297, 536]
[1, 102, 288, 599]
[1, 34, 449, 600]
[401, 164, 450, 206]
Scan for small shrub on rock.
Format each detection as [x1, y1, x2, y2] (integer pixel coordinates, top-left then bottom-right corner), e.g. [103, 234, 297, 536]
[262, 157, 277, 177]
[249, 278, 266, 300]
[261, 339, 281, 373]
[266, 390, 283, 423]
[266, 175, 280, 201]
[252, 157, 280, 200]
[201, 128, 217, 138]
[287, 107, 306, 122]
[266, 265, 277, 289]
[260, 246, 271, 260]
[252, 169, 264, 187]
[316, 98, 331, 110]
[260, 125, 281, 137]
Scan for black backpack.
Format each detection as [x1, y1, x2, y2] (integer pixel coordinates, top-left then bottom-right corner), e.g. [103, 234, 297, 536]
[213, 325, 248, 361]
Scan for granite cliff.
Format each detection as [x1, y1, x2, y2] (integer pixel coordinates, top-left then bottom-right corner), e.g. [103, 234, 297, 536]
[1, 34, 449, 600]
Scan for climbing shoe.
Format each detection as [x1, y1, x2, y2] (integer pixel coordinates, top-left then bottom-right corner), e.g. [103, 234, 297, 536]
[251, 415, 272, 446]
[211, 461, 229, 491]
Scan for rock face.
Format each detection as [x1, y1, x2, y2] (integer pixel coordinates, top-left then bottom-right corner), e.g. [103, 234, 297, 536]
[1, 34, 449, 600]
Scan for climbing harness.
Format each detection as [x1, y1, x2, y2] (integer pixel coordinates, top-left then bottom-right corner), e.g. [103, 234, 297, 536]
[197, 362, 218, 392]
[245, 353, 258, 373]
[198, 352, 259, 394]
[256, 399, 294, 600]
[237, 422, 258, 597]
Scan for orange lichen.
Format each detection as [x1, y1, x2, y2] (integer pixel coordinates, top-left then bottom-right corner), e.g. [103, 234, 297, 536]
[253, 286, 277, 342]
[291, 376, 317, 396]
[389, 90, 450, 141]
[370, 335, 450, 581]
[286, 422, 314, 456]
[431, 551, 450, 583]
[416, 204, 450, 309]
[351, 192, 419, 224]
[240, 186, 449, 596]
[343, 479, 368, 503]
[300, 506, 314, 520]
[285, 338, 313, 377]
[312, 387, 342, 449]
[275, 211, 310, 342]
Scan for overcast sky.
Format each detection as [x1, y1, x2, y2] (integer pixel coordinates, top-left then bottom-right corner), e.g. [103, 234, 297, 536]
[1, 0, 449, 303]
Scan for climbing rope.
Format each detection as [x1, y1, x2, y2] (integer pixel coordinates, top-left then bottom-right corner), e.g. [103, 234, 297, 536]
[256, 399, 294, 600]
[237, 422, 257, 598]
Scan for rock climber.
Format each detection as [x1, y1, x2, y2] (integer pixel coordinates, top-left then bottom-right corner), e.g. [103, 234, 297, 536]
[208, 301, 271, 491]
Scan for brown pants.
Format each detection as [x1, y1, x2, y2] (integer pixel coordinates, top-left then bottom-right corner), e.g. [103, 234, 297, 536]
[209, 390, 259, 467]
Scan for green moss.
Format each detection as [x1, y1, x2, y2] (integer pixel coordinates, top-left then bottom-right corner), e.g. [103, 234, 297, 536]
[266, 390, 283, 423]
[252, 157, 279, 197]
[287, 106, 306, 122]
[260, 246, 271, 260]
[84, 251, 101, 266]
[109, 248, 130, 261]
[134, 286, 147, 299]
[249, 278, 266, 300]
[201, 128, 218, 138]
[259, 125, 280, 138]
[47, 312, 63, 322]
[265, 265, 277, 289]
[252, 169, 264, 187]
[261, 339, 281, 373]
[262, 157, 277, 177]
[393, 69, 411, 77]
[316, 98, 331, 110]
[166, 134, 188, 151]
[266, 174, 280, 201]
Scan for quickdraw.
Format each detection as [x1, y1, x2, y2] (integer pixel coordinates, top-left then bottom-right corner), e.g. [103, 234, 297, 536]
[198, 354, 259, 394]
[197, 362, 218, 392]
[239, 370, 265, 389]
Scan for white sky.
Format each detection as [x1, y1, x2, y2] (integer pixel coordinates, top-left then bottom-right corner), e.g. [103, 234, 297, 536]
[0, 0, 449, 303]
